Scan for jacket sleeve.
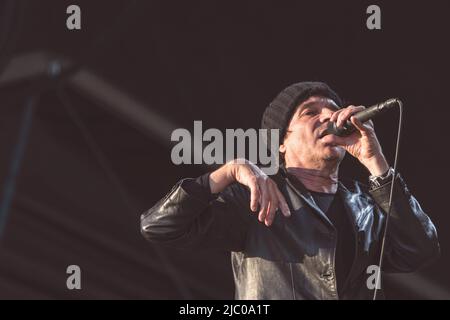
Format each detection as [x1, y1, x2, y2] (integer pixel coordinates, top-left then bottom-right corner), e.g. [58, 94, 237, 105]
[140, 177, 253, 252]
[369, 174, 440, 272]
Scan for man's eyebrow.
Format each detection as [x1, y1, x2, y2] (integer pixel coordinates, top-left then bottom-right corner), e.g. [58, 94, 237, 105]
[298, 100, 339, 114]
[299, 101, 319, 111]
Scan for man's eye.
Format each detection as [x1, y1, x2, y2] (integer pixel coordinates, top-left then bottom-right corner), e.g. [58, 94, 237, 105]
[303, 110, 317, 116]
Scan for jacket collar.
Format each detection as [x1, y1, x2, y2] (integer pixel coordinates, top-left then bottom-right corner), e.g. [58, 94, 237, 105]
[279, 165, 335, 228]
[278, 164, 374, 231]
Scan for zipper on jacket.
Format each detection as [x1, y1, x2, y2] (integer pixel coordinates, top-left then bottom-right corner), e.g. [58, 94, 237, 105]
[330, 230, 339, 300]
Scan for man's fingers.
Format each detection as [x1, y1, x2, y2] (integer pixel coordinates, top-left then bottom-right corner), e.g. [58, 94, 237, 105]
[264, 200, 276, 226]
[336, 106, 365, 128]
[251, 177, 291, 226]
[258, 179, 269, 223]
[336, 108, 353, 128]
[264, 183, 279, 226]
[275, 188, 291, 217]
[330, 108, 344, 123]
[248, 177, 260, 212]
[350, 116, 372, 134]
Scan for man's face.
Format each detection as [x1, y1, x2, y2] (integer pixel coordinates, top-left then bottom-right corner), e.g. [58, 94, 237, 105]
[279, 96, 346, 167]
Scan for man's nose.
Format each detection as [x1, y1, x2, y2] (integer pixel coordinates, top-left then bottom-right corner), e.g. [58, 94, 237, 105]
[319, 111, 333, 123]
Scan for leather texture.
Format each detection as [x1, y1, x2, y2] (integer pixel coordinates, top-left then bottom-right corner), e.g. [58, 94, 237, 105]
[141, 169, 440, 300]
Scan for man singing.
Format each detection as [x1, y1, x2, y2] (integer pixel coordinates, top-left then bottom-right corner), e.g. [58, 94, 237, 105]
[141, 82, 439, 299]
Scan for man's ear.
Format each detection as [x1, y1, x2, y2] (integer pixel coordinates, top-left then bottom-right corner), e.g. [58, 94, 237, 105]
[279, 143, 286, 154]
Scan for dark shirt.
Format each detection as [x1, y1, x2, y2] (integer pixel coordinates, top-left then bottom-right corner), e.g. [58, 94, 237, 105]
[309, 190, 355, 294]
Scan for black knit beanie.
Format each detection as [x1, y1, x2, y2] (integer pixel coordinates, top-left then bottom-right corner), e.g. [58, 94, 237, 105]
[261, 81, 343, 148]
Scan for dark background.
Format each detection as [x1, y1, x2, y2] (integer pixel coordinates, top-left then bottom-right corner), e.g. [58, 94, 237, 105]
[0, 0, 449, 299]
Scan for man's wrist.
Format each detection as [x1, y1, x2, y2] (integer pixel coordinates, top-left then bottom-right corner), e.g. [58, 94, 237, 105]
[363, 154, 390, 176]
[209, 162, 235, 194]
[369, 167, 395, 189]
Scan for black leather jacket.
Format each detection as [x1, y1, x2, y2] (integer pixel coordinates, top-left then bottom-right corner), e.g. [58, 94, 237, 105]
[141, 168, 440, 299]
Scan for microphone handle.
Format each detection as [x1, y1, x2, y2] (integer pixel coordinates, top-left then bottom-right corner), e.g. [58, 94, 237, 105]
[327, 98, 400, 136]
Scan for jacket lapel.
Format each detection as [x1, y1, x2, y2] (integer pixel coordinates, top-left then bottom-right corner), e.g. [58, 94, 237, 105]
[338, 181, 375, 232]
[338, 180, 377, 294]
[281, 170, 335, 229]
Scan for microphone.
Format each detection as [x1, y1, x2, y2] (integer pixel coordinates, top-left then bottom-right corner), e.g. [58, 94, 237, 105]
[323, 98, 401, 137]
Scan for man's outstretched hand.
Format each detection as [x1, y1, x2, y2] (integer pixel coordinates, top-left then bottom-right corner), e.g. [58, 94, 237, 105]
[209, 159, 291, 226]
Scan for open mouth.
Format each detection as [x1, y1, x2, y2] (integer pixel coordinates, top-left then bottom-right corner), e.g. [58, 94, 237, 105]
[318, 129, 329, 139]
